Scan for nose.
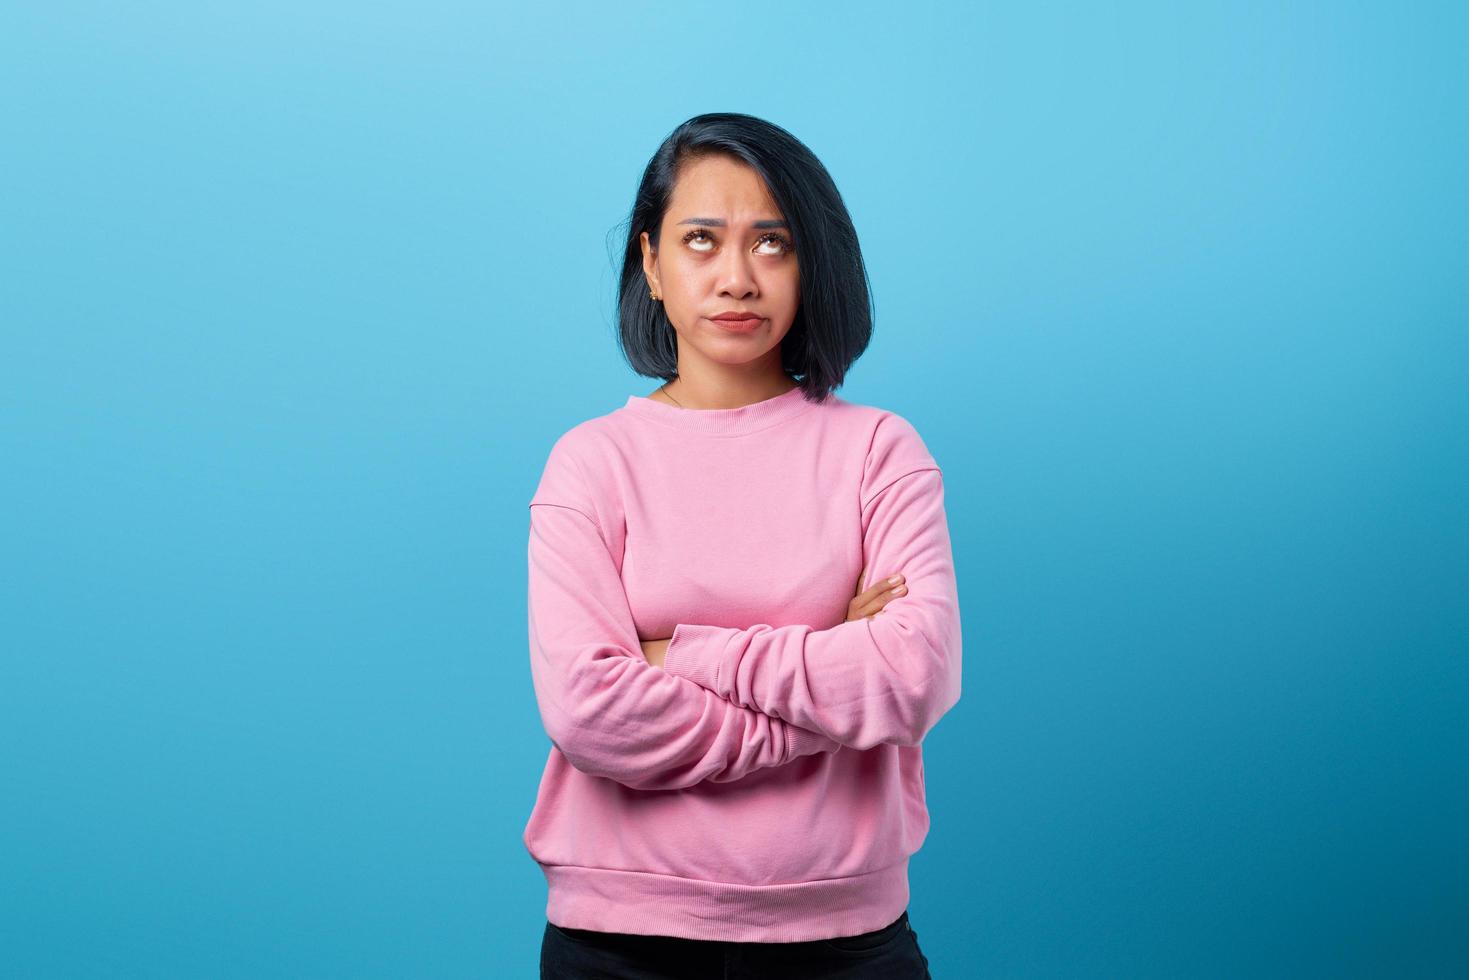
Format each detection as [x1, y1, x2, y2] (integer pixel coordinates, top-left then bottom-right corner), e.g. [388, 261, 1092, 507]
[715, 248, 758, 299]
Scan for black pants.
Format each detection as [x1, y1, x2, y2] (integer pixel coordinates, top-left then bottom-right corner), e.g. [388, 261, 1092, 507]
[540, 908, 932, 979]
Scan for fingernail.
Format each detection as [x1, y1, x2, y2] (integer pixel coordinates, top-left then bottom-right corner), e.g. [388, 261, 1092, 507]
[888, 575, 902, 584]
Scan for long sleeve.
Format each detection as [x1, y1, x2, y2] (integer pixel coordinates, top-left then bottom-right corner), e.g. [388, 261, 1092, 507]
[527, 435, 841, 792]
[661, 414, 962, 750]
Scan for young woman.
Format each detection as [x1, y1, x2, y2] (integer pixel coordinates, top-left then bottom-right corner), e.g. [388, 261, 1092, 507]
[525, 112, 961, 978]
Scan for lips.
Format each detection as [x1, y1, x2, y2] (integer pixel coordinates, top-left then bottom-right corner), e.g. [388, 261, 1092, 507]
[708, 313, 765, 331]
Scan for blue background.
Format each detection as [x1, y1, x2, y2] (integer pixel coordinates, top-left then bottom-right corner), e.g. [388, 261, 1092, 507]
[3, 2, 1465, 977]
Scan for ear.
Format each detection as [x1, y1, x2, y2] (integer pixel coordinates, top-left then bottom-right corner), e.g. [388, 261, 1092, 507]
[640, 231, 659, 295]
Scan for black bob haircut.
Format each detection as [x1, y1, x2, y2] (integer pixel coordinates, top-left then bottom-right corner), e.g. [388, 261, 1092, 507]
[616, 112, 873, 403]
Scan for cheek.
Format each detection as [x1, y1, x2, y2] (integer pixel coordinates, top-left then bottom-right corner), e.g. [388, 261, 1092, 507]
[665, 257, 705, 294]
[776, 270, 801, 304]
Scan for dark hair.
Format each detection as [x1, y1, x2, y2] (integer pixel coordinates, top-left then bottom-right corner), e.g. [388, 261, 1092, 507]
[615, 112, 873, 402]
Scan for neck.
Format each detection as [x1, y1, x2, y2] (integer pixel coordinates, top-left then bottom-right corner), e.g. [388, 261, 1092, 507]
[661, 373, 797, 411]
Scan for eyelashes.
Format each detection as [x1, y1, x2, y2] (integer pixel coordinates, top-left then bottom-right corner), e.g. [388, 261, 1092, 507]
[681, 227, 795, 256]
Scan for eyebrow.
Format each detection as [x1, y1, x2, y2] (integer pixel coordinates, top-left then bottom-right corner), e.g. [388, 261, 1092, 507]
[677, 217, 790, 229]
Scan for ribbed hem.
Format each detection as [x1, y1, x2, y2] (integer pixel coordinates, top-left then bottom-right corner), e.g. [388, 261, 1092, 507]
[662, 623, 727, 692]
[785, 722, 843, 759]
[622, 384, 820, 437]
[541, 859, 910, 942]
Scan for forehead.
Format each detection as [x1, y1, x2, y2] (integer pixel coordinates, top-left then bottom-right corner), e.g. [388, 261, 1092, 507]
[667, 154, 783, 220]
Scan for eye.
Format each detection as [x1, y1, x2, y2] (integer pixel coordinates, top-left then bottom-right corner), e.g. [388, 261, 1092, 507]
[756, 232, 795, 256]
[680, 228, 795, 256]
[682, 228, 715, 252]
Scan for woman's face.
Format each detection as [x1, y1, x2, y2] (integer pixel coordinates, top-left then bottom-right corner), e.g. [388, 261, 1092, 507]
[640, 154, 800, 372]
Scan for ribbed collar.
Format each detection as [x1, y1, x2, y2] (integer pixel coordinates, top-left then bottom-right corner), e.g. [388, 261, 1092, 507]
[621, 384, 819, 436]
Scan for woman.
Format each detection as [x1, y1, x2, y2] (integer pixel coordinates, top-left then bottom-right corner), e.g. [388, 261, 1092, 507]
[525, 112, 961, 978]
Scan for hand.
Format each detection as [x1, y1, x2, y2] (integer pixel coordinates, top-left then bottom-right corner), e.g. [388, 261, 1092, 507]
[847, 569, 906, 622]
[640, 637, 671, 668]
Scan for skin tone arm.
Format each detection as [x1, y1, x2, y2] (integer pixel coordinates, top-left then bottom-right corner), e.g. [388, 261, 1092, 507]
[641, 571, 907, 668]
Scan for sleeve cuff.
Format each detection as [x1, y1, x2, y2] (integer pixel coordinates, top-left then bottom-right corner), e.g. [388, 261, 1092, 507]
[785, 722, 841, 759]
[662, 622, 729, 693]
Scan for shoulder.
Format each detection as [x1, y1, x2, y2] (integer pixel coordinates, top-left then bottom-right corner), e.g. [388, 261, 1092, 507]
[539, 413, 613, 461]
[822, 394, 937, 464]
[528, 414, 621, 517]
[828, 397, 942, 508]
[535, 398, 633, 466]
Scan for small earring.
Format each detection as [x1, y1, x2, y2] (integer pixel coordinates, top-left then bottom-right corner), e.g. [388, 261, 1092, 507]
[650, 290, 660, 301]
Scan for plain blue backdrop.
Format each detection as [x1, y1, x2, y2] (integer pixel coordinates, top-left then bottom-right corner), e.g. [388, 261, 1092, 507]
[2, 2, 1465, 977]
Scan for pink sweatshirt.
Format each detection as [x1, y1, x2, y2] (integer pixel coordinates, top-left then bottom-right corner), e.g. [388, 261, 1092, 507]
[522, 384, 962, 942]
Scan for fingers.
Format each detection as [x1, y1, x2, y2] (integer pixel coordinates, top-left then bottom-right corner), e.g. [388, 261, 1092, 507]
[846, 575, 908, 621]
[857, 574, 904, 602]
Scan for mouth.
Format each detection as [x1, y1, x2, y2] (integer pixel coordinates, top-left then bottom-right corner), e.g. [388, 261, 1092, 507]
[706, 315, 765, 332]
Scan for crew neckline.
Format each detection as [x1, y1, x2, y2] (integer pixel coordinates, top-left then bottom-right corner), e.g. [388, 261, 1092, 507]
[622, 384, 818, 436]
